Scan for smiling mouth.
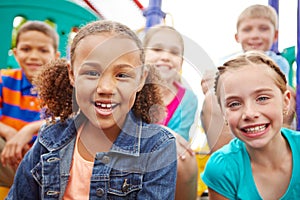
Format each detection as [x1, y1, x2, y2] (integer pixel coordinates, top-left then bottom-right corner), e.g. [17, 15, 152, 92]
[95, 102, 118, 110]
[242, 124, 268, 134]
[249, 44, 262, 49]
[156, 65, 172, 70]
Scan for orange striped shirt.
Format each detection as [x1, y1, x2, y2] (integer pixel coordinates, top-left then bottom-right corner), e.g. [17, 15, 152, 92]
[0, 69, 41, 131]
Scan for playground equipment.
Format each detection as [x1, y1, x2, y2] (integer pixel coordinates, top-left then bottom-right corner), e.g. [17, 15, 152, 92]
[0, 0, 100, 69]
[266, 0, 300, 130]
[1, 0, 299, 199]
[297, 0, 300, 130]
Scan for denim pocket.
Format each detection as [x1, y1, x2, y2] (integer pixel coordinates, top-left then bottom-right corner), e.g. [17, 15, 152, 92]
[107, 171, 143, 197]
[90, 170, 143, 199]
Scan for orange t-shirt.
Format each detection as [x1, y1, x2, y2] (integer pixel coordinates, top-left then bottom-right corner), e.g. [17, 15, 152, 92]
[63, 125, 94, 199]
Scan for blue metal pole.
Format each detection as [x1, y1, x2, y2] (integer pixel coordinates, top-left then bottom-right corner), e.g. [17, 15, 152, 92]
[268, 0, 279, 53]
[143, 0, 165, 30]
[296, 0, 300, 130]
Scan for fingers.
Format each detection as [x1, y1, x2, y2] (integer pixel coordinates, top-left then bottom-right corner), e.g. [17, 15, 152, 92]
[1, 141, 26, 168]
[178, 146, 195, 161]
[176, 135, 195, 161]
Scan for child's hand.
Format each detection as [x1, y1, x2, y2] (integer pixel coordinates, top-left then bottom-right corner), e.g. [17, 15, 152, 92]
[174, 132, 195, 160]
[1, 127, 33, 169]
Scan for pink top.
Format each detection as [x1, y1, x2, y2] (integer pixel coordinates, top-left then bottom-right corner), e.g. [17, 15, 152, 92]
[160, 82, 186, 126]
[63, 125, 94, 199]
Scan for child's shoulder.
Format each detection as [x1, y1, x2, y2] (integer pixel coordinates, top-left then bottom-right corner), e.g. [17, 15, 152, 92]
[139, 123, 176, 151]
[265, 51, 290, 75]
[142, 123, 176, 140]
[38, 117, 76, 149]
[281, 127, 300, 144]
[0, 68, 22, 79]
[265, 51, 289, 64]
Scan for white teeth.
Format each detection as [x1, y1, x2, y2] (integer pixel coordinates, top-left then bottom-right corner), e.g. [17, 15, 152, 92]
[244, 125, 266, 133]
[95, 103, 114, 108]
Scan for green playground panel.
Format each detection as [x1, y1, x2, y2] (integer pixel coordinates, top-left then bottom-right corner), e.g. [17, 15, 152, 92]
[0, 0, 100, 69]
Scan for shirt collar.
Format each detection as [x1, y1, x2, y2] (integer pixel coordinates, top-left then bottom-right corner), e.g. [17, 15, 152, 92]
[110, 111, 142, 156]
[39, 111, 143, 156]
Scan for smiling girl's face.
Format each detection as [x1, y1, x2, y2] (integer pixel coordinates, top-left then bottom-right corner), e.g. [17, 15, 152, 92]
[144, 28, 183, 84]
[69, 33, 147, 134]
[218, 63, 290, 149]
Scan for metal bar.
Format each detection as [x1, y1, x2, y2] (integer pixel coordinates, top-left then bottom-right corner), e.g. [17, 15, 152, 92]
[268, 0, 279, 53]
[143, 0, 165, 30]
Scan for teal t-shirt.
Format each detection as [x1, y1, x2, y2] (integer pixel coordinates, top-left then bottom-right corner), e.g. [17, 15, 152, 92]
[167, 88, 198, 141]
[201, 128, 300, 199]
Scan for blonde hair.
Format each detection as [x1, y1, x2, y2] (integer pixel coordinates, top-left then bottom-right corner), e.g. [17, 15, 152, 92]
[143, 25, 184, 56]
[215, 51, 287, 105]
[143, 25, 184, 83]
[236, 4, 278, 30]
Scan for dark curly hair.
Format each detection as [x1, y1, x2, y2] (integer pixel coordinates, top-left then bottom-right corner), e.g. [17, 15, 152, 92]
[33, 58, 74, 123]
[34, 20, 165, 124]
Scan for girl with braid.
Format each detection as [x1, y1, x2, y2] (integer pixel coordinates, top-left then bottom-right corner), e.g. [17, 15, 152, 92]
[202, 51, 300, 199]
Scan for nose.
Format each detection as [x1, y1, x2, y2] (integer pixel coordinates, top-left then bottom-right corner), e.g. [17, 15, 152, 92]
[241, 102, 260, 120]
[28, 49, 39, 59]
[96, 74, 115, 95]
[249, 29, 260, 39]
[160, 50, 171, 61]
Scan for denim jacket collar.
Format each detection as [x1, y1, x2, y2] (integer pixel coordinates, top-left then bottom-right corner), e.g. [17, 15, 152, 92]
[38, 111, 143, 156]
[111, 111, 142, 156]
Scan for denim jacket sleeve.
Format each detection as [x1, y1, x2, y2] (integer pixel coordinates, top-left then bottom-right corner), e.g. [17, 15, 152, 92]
[137, 129, 177, 200]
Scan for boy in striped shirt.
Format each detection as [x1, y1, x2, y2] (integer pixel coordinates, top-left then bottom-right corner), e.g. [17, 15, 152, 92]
[0, 21, 60, 191]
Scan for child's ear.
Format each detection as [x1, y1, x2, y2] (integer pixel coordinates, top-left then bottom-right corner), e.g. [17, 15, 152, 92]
[55, 51, 61, 59]
[67, 63, 75, 87]
[283, 89, 291, 112]
[137, 66, 149, 92]
[234, 33, 240, 43]
[273, 30, 279, 43]
[12, 48, 20, 62]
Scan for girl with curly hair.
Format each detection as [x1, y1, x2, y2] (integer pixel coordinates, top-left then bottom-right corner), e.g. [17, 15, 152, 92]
[7, 20, 177, 199]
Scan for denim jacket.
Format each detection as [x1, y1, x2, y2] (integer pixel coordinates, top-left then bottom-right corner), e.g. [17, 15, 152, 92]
[7, 111, 177, 200]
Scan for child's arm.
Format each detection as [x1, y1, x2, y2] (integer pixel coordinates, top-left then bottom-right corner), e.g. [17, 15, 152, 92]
[1, 120, 44, 169]
[174, 133, 198, 200]
[201, 91, 233, 153]
[0, 122, 18, 141]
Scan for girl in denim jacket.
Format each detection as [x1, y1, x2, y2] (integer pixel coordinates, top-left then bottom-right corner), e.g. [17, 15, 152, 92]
[6, 20, 177, 200]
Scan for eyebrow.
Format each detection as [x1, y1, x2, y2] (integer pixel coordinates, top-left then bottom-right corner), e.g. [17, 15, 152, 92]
[148, 43, 180, 50]
[81, 61, 101, 68]
[114, 63, 136, 69]
[225, 87, 274, 100]
[81, 61, 139, 72]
